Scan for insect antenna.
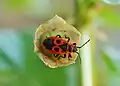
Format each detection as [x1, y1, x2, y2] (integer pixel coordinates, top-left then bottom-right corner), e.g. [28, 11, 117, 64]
[77, 39, 90, 49]
[76, 39, 90, 64]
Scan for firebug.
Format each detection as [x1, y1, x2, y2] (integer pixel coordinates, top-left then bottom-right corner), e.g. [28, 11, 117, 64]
[41, 35, 90, 63]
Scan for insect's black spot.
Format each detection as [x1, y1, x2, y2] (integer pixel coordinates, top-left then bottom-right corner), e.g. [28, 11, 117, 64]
[54, 47, 60, 52]
[56, 39, 61, 44]
[43, 38, 55, 50]
[59, 43, 67, 52]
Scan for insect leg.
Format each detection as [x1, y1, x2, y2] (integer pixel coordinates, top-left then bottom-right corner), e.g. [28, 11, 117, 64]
[59, 54, 66, 58]
[53, 54, 60, 59]
[68, 53, 72, 60]
[53, 54, 59, 57]
[56, 35, 62, 38]
[76, 52, 81, 64]
[65, 35, 70, 42]
[56, 54, 67, 60]
[63, 54, 66, 58]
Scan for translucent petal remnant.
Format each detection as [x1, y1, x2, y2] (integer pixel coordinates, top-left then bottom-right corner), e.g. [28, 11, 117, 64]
[34, 15, 81, 68]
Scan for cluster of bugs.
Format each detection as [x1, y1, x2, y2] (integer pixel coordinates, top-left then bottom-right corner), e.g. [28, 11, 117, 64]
[41, 35, 90, 63]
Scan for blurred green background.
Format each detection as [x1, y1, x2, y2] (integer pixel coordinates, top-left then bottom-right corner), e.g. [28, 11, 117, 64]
[0, 0, 120, 86]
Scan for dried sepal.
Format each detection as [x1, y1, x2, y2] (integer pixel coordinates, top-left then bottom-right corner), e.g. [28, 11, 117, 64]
[34, 15, 81, 68]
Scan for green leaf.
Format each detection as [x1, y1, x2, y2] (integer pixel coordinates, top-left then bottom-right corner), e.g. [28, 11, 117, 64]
[101, 51, 117, 72]
[6, 0, 30, 11]
[0, 49, 16, 68]
[0, 48, 22, 73]
[100, 8, 120, 28]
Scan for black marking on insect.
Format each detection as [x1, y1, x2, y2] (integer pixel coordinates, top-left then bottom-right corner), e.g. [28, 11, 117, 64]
[42, 34, 90, 63]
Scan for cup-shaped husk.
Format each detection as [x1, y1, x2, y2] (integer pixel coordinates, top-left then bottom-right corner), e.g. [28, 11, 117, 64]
[34, 15, 81, 68]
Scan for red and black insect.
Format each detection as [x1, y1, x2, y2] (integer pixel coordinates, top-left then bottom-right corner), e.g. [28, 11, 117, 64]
[41, 35, 90, 63]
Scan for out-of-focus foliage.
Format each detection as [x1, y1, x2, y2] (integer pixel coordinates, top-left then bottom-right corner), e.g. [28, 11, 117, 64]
[103, 0, 120, 5]
[74, 0, 99, 29]
[0, 28, 81, 86]
[0, 0, 120, 86]
[5, 0, 30, 11]
[100, 8, 120, 28]
[101, 51, 117, 72]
